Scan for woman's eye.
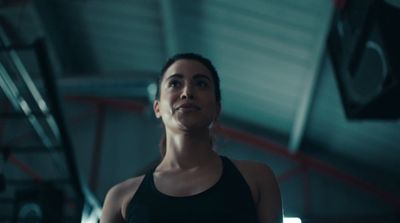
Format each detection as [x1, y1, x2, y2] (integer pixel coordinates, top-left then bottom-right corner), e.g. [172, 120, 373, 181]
[196, 80, 209, 88]
[168, 80, 181, 88]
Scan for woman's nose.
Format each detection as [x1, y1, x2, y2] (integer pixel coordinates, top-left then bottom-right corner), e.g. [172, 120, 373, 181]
[181, 84, 194, 100]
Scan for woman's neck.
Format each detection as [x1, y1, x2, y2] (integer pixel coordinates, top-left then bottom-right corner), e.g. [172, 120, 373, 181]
[159, 130, 218, 170]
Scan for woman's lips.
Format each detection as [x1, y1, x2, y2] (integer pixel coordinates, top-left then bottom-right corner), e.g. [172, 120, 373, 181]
[178, 107, 200, 112]
[175, 103, 200, 111]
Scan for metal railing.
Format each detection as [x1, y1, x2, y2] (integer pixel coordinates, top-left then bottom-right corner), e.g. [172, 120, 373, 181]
[0, 24, 101, 222]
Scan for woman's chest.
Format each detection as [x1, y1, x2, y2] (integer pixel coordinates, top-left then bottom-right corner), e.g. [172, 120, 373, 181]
[153, 168, 222, 197]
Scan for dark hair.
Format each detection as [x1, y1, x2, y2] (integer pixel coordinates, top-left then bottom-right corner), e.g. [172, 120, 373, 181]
[156, 53, 221, 157]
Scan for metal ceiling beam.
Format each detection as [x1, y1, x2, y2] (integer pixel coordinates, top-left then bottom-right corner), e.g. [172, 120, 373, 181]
[287, 59, 321, 152]
[288, 3, 334, 152]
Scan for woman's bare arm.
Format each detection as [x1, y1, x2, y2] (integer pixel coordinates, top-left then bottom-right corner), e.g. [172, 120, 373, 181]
[256, 164, 283, 223]
[100, 185, 125, 223]
[100, 176, 144, 223]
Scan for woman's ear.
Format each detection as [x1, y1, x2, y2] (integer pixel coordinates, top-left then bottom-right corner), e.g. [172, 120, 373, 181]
[153, 100, 161, 118]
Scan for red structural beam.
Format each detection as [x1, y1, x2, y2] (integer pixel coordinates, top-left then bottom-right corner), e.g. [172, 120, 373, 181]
[277, 165, 304, 182]
[56, 96, 400, 211]
[9, 153, 43, 182]
[64, 96, 148, 113]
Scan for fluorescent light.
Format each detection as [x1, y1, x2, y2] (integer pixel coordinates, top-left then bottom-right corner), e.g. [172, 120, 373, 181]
[284, 217, 302, 223]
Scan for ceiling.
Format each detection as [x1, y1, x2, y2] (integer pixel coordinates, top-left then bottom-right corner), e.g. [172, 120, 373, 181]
[28, 0, 400, 174]
[1, 0, 400, 221]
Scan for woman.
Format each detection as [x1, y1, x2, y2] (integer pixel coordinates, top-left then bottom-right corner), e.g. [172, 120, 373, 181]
[100, 53, 283, 223]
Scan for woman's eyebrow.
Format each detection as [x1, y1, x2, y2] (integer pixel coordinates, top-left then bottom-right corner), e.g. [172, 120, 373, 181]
[193, 74, 211, 81]
[166, 73, 211, 81]
[165, 73, 183, 80]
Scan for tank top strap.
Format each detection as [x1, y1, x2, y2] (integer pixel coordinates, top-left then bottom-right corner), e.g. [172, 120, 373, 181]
[126, 156, 259, 223]
[218, 155, 256, 204]
[219, 155, 240, 178]
[125, 168, 156, 222]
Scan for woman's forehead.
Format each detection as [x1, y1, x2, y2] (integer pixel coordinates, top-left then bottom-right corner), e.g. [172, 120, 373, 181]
[163, 59, 213, 79]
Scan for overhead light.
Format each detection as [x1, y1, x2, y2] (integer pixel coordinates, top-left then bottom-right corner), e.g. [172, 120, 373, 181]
[284, 217, 302, 223]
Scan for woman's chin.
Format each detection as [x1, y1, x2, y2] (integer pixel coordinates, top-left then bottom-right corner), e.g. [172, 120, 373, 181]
[176, 120, 211, 133]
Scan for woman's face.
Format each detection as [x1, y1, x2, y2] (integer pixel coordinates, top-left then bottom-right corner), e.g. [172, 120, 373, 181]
[153, 59, 220, 133]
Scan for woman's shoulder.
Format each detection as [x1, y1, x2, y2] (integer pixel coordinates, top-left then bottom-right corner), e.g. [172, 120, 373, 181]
[101, 175, 146, 222]
[230, 158, 282, 223]
[230, 158, 278, 202]
[230, 158, 275, 178]
[111, 175, 146, 195]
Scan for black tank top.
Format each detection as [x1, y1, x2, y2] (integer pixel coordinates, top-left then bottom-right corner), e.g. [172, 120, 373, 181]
[125, 156, 259, 223]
